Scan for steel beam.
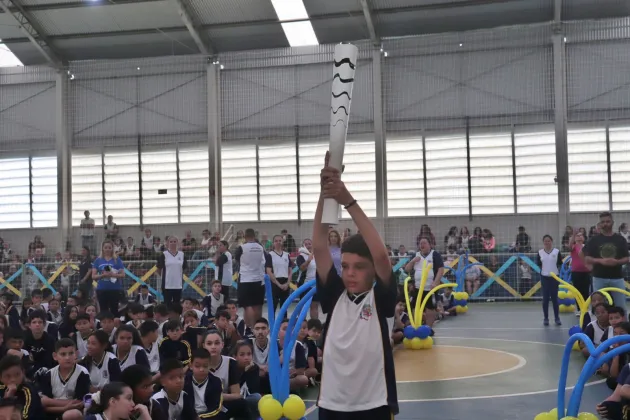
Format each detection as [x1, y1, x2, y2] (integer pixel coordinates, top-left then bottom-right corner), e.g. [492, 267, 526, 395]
[56, 71, 71, 250]
[373, 49, 387, 220]
[207, 62, 222, 231]
[359, 0, 379, 46]
[170, 0, 213, 55]
[0, 0, 64, 68]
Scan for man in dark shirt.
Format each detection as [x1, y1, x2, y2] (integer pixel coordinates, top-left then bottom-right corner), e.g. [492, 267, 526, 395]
[23, 311, 56, 374]
[583, 211, 630, 313]
[515, 226, 531, 252]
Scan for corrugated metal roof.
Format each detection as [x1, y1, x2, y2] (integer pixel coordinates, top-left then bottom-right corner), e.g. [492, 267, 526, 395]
[311, 16, 370, 45]
[0, 14, 24, 39]
[207, 23, 287, 52]
[18, 0, 81, 6]
[564, 0, 630, 21]
[371, 0, 473, 10]
[189, 0, 278, 25]
[29, 1, 183, 36]
[302, 0, 362, 16]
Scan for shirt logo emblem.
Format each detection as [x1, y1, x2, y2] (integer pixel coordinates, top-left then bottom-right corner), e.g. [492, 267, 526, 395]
[360, 303, 373, 321]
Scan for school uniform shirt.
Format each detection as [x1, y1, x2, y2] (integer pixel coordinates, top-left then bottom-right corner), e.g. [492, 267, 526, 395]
[215, 251, 233, 287]
[278, 340, 307, 370]
[23, 331, 55, 372]
[112, 344, 150, 371]
[135, 293, 156, 306]
[0, 382, 44, 420]
[47, 311, 63, 325]
[250, 337, 270, 366]
[584, 320, 613, 346]
[73, 331, 92, 359]
[151, 389, 197, 420]
[536, 248, 563, 276]
[39, 364, 91, 400]
[44, 322, 59, 340]
[82, 352, 121, 389]
[234, 242, 266, 284]
[159, 337, 192, 366]
[270, 250, 291, 280]
[157, 320, 168, 341]
[183, 371, 224, 417]
[202, 294, 224, 318]
[239, 364, 261, 397]
[412, 250, 444, 290]
[316, 265, 399, 414]
[440, 294, 455, 310]
[233, 316, 252, 339]
[210, 355, 240, 392]
[305, 337, 319, 364]
[295, 249, 316, 285]
[126, 319, 144, 329]
[144, 341, 161, 373]
[182, 327, 206, 352]
[157, 251, 188, 291]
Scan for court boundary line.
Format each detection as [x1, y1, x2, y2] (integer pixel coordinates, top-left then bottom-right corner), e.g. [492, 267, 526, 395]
[396, 345, 526, 383]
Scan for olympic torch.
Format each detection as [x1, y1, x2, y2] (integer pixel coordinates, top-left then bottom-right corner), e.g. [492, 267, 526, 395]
[322, 43, 358, 225]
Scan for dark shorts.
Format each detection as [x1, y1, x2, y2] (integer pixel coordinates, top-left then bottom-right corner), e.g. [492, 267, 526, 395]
[417, 290, 435, 310]
[237, 281, 264, 307]
[319, 405, 393, 420]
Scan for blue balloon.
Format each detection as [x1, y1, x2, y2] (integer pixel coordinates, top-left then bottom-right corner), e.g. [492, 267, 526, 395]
[403, 325, 415, 339]
[459, 299, 467, 306]
[568, 325, 582, 336]
[416, 325, 431, 339]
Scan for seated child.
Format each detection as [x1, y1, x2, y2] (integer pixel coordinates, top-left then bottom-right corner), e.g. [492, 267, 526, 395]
[125, 303, 145, 329]
[134, 284, 156, 306]
[39, 338, 91, 418]
[0, 354, 44, 419]
[597, 361, 630, 420]
[182, 298, 207, 326]
[210, 310, 238, 355]
[23, 310, 55, 373]
[249, 318, 271, 393]
[138, 321, 161, 377]
[277, 319, 308, 392]
[153, 304, 170, 341]
[151, 359, 197, 420]
[391, 299, 410, 345]
[184, 349, 225, 419]
[582, 291, 606, 329]
[202, 281, 225, 321]
[159, 320, 192, 368]
[600, 322, 630, 390]
[112, 325, 150, 372]
[96, 311, 117, 344]
[47, 298, 63, 325]
[233, 340, 261, 417]
[297, 320, 319, 383]
[226, 300, 251, 339]
[182, 310, 207, 351]
[79, 330, 121, 392]
[307, 319, 323, 371]
[582, 303, 613, 357]
[120, 364, 168, 420]
[73, 313, 94, 359]
[4, 328, 32, 376]
[439, 288, 457, 317]
[85, 381, 152, 420]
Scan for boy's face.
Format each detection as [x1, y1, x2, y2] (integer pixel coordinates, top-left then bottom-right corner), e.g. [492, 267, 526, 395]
[191, 357, 210, 379]
[444, 289, 452, 296]
[0, 365, 23, 387]
[340, 253, 375, 294]
[141, 288, 149, 296]
[297, 322, 308, 340]
[212, 283, 221, 295]
[182, 301, 192, 312]
[29, 318, 44, 335]
[100, 318, 115, 333]
[161, 367, 184, 394]
[132, 311, 143, 320]
[6, 339, 22, 351]
[167, 327, 183, 341]
[53, 346, 77, 369]
[76, 319, 91, 333]
[278, 322, 288, 345]
[67, 297, 77, 306]
[614, 326, 627, 337]
[49, 300, 59, 311]
[595, 306, 609, 325]
[32, 296, 41, 306]
[610, 312, 624, 327]
[308, 327, 321, 342]
[254, 322, 269, 340]
[226, 304, 237, 320]
[145, 330, 158, 344]
[215, 316, 228, 330]
[395, 302, 405, 314]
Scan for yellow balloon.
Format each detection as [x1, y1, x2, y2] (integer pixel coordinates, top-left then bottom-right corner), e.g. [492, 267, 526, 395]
[424, 336, 433, 349]
[566, 291, 574, 299]
[258, 394, 273, 412]
[577, 414, 598, 420]
[411, 337, 423, 350]
[403, 338, 413, 349]
[558, 291, 568, 299]
[259, 398, 283, 420]
[559, 304, 568, 313]
[550, 408, 566, 418]
[453, 292, 462, 300]
[283, 395, 306, 420]
[459, 306, 468, 313]
[569, 305, 576, 312]
[461, 292, 469, 300]
[534, 413, 554, 420]
[572, 341, 580, 351]
[456, 306, 464, 314]
[560, 417, 578, 420]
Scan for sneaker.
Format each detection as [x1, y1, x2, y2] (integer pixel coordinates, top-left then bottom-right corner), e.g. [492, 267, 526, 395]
[544, 319, 549, 326]
[555, 318, 562, 326]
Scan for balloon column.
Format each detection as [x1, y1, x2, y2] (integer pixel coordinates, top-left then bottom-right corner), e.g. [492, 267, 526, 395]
[402, 260, 457, 350]
[557, 290, 576, 313]
[258, 274, 312, 420]
[452, 292, 469, 314]
[533, 332, 630, 419]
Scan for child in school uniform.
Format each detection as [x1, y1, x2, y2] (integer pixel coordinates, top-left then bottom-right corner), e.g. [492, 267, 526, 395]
[233, 340, 261, 417]
[23, 310, 56, 374]
[0, 354, 44, 420]
[79, 330, 121, 393]
[125, 303, 145, 330]
[277, 319, 308, 392]
[249, 318, 271, 393]
[152, 359, 197, 420]
[600, 322, 630, 390]
[1, 293, 20, 330]
[73, 313, 94, 359]
[139, 321, 161, 378]
[182, 299, 207, 326]
[39, 338, 91, 419]
[582, 303, 613, 357]
[582, 291, 607, 329]
[120, 364, 168, 420]
[182, 311, 207, 352]
[96, 311, 117, 345]
[210, 310, 238, 356]
[153, 304, 170, 341]
[84, 382, 152, 420]
[4, 327, 33, 377]
[306, 318, 323, 372]
[202, 281, 225, 321]
[226, 300, 252, 339]
[184, 348, 225, 419]
[134, 284, 156, 306]
[159, 320, 192, 368]
[112, 325, 150, 372]
[47, 298, 63, 325]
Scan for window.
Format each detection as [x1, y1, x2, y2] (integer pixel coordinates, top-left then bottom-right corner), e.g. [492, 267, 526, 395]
[298, 142, 328, 220]
[568, 128, 609, 212]
[0, 157, 30, 228]
[178, 147, 210, 223]
[514, 131, 558, 213]
[386, 138, 424, 217]
[30, 156, 57, 227]
[610, 127, 630, 210]
[469, 133, 514, 215]
[141, 150, 178, 224]
[258, 143, 298, 220]
[340, 141, 376, 219]
[71, 153, 103, 226]
[103, 150, 140, 225]
[425, 134, 469, 215]
[221, 144, 258, 221]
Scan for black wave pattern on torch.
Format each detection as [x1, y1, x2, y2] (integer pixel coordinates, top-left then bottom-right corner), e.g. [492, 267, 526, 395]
[334, 58, 356, 70]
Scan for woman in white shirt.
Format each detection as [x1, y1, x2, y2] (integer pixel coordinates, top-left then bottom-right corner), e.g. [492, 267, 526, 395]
[536, 235, 563, 326]
[157, 236, 188, 306]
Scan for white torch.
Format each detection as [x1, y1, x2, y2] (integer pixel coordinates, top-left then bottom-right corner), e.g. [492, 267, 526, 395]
[322, 43, 358, 225]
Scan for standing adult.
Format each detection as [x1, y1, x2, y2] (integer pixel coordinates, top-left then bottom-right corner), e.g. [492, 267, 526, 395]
[157, 236, 188, 306]
[214, 240, 233, 301]
[268, 235, 293, 313]
[234, 229, 266, 327]
[80, 210, 96, 252]
[404, 238, 444, 328]
[328, 229, 342, 276]
[104, 215, 119, 241]
[78, 246, 93, 301]
[536, 235, 562, 326]
[583, 211, 630, 312]
[296, 239, 318, 320]
[92, 240, 125, 316]
[570, 231, 591, 311]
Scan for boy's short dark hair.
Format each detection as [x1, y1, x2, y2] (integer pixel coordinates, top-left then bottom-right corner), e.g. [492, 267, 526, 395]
[140, 284, 149, 290]
[4, 328, 24, 342]
[183, 298, 198, 306]
[609, 306, 625, 317]
[30, 289, 42, 298]
[28, 310, 46, 323]
[128, 303, 145, 315]
[215, 310, 229, 320]
[216, 305, 227, 313]
[42, 289, 53, 299]
[155, 304, 169, 317]
[75, 314, 91, 323]
[160, 358, 183, 375]
[191, 348, 211, 363]
[307, 319, 323, 331]
[226, 300, 237, 307]
[254, 318, 269, 326]
[219, 240, 229, 248]
[617, 322, 630, 334]
[594, 303, 611, 312]
[145, 306, 154, 319]
[55, 338, 76, 352]
[600, 211, 613, 219]
[98, 311, 116, 321]
[341, 234, 373, 262]
[164, 320, 182, 333]
[244, 228, 256, 239]
[183, 310, 198, 320]
[168, 303, 183, 315]
[0, 355, 22, 375]
[139, 321, 159, 337]
[211, 280, 221, 286]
